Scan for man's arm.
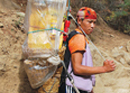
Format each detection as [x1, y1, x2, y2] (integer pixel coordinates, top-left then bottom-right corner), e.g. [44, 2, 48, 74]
[71, 51, 116, 76]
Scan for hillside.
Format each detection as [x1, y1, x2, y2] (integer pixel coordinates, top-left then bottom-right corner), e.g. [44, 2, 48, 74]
[0, 1, 130, 93]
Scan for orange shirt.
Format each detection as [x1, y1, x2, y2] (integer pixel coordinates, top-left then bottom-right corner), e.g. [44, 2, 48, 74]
[68, 29, 89, 54]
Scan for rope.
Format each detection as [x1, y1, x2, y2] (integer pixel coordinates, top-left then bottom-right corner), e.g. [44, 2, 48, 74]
[67, 0, 71, 20]
[61, 61, 80, 93]
[28, 28, 64, 34]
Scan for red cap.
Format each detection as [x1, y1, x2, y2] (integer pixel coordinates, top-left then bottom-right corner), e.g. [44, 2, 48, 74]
[76, 7, 97, 19]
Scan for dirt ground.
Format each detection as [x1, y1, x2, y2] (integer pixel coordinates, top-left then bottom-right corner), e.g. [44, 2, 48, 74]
[0, 1, 130, 93]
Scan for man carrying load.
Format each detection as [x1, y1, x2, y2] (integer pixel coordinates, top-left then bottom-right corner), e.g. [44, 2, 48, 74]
[59, 7, 116, 93]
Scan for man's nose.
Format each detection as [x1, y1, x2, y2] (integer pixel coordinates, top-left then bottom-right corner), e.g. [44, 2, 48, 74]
[91, 23, 95, 28]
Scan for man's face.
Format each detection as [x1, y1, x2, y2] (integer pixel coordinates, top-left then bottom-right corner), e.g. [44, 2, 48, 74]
[78, 19, 96, 35]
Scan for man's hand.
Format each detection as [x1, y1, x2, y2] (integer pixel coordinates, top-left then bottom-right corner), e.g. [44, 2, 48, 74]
[103, 59, 116, 72]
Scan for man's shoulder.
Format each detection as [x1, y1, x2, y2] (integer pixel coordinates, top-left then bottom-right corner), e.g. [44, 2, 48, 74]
[69, 33, 85, 46]
[69, 30, 84, 39]
[69, 30, 85, 41]
[68, 31, 86, 54]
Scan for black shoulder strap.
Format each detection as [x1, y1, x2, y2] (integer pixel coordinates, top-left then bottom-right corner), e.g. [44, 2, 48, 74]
[64, 30, 82, 69]
[59, 30, 85, 93]
[66, 30, 81, 43]
[59, 30, 81, 83]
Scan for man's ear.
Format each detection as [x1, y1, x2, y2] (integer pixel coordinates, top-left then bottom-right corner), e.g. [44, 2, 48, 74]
[77, 19, 82, 25]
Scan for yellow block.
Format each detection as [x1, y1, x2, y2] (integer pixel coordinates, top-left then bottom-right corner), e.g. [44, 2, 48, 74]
[28, 9, 64, 50]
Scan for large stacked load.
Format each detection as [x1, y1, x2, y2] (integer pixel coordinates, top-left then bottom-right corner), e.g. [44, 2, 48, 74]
[22, 0, 67, 89]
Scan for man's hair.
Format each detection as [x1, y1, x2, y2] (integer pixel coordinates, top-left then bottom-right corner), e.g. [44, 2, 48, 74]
[75, 18, 84, 27]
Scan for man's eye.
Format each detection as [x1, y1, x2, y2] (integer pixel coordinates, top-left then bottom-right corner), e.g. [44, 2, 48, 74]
[94, 21, 96, 24]
[89, 21, 92, 23]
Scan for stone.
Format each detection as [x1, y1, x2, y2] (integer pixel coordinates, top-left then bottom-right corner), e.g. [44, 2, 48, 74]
[114, 89, 130, 93]
[0, 23, 4, 28]
[111, 47, 121, 57]
[14, 65, 17, 68]
[16, 12, 25, 17]
[120, 58, 126, 65]
[126, 40, 130, 53]
[0, 29, 3, 34]
[123, 53, 130, 65]
[110, 34, 114, 37]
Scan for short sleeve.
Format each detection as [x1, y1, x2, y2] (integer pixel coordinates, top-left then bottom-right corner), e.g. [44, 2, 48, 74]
[68, 34, 86, 54]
